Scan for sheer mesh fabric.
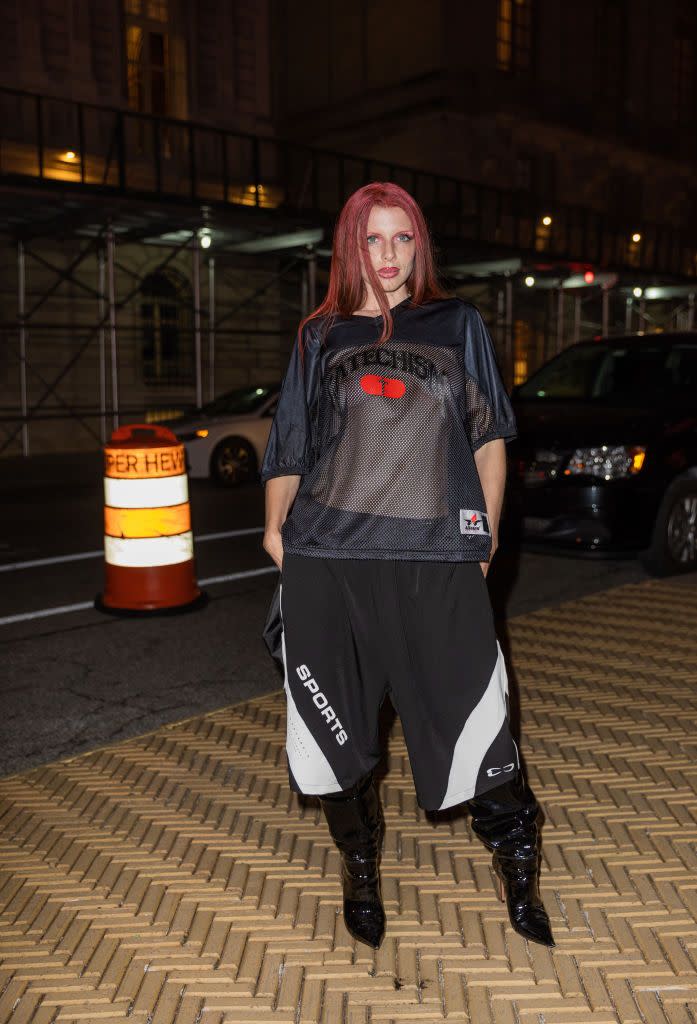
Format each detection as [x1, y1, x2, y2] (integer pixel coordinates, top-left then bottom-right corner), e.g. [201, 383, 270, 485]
[261, 298, 517, 561]
[281, 340, 497, 561]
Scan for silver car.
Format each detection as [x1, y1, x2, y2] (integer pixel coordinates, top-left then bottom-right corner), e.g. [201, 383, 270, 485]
[168, 385, 280, 485]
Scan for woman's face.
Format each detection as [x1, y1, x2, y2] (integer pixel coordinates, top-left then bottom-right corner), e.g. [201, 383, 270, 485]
[361, 205, 415, 296]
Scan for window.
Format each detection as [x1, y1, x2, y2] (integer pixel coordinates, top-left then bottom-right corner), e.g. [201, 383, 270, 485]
[593, 0, 626, 116]
[497, 0, 533, 75]
[672, 3, 696, 125]
[516, 342, 694, 403]
[140, 269, 193, 386]
[125, 0, 170, 115]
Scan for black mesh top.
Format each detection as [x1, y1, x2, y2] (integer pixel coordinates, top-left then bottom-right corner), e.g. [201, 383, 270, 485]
[260, 296, 517, 561]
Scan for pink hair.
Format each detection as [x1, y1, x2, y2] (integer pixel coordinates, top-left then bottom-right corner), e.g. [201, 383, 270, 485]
[298, 182, 450, 356]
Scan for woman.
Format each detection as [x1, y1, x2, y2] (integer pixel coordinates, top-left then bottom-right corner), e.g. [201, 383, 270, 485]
[260, 182, 554, 951]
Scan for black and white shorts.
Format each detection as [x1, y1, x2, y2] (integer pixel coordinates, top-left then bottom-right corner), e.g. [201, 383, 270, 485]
[278, 553, 519, 811]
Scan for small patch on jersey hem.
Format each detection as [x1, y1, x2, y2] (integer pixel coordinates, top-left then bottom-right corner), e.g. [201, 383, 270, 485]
[460, 509, 490, 535]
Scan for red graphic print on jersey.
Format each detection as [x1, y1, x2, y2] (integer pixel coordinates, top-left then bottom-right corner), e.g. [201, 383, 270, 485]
[360, 374, 406, 398]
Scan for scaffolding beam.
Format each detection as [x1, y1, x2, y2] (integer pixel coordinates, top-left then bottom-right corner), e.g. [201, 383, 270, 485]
[106, 228, 119, 430]
[18, 240, 28, 456]
[192, 234, 203, 410]
[208, 255, 216, 402]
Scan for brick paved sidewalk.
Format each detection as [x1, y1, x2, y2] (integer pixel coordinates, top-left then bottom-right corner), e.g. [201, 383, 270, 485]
[1, 578, 696, 1023]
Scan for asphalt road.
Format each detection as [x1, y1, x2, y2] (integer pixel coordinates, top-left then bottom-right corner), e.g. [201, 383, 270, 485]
[0, 451, 679, 779]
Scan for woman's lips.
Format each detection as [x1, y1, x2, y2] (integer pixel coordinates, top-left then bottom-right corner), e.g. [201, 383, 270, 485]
[378, 268, 399, 278]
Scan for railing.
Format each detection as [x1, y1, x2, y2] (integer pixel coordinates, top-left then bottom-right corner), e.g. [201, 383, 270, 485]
[0, 86, 695, 277]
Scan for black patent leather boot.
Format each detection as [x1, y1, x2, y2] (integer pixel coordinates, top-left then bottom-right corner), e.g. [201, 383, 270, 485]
[467, 774, 555, 947]
[319, 771, 386, 949]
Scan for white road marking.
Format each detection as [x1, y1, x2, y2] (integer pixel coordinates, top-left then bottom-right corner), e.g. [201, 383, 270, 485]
[0, 527, 265, 573]
[0, 564, 278, 627]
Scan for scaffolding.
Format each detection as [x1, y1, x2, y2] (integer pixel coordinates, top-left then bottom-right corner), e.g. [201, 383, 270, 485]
[2, 86, 697, 455]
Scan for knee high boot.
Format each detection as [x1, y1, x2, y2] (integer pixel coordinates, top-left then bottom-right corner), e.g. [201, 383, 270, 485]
[467, 773, 555, 947]
[318, 771, 386, 949]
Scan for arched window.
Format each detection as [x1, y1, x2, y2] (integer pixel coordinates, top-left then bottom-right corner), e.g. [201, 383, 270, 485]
[140, 269, 192, 385]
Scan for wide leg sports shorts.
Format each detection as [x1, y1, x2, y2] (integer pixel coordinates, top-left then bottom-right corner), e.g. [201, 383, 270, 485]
[278, 554, 519, 811]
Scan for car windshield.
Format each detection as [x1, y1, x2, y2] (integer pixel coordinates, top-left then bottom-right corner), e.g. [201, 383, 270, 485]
[200, 385, 278, 416]
[516, 341, 697, 402]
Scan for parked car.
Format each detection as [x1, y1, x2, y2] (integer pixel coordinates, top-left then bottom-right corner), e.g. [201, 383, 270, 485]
[168, 384, 280, 485]
[507, 331, 697, 575]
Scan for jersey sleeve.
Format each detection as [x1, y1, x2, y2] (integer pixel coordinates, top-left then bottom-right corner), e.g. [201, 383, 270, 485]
[460, 302, 517, 451]
[259, 322, 321, 482]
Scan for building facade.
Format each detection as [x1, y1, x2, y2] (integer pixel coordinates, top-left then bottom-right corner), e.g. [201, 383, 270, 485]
[1, 0, 696, 455]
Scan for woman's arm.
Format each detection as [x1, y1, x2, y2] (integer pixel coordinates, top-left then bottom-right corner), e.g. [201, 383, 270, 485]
[473, 437, 507, 577]
[263, 475, 301, 569]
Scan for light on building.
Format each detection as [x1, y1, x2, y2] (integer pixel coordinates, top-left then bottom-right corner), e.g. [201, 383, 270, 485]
[61, 150, 78, 162]
[541, 215, 552, 226]
[584, 270, 595, 284]
[199, 227, 212, 249]
[632, 232, 642, 243]
[524, 275, 535, 287]
[633, 286, 643, 298]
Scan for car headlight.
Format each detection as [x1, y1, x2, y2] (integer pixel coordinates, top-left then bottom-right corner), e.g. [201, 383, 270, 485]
[177, 429, 209, 441]
[564, 445, 646, 480]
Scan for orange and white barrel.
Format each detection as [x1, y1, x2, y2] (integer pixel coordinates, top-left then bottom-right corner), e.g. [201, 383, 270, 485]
[97, 423, 202, 613]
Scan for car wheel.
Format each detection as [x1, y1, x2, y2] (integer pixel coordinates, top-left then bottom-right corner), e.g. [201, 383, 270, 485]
[641, 477, 697, 577]
[211, 436, 257, 486]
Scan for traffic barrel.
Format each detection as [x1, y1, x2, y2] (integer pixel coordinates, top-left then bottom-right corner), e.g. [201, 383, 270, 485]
[96, 423, 204, 614]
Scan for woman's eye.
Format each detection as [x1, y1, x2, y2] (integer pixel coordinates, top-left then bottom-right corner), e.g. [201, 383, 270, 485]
[397, 233, 414, 242]
[367, 234, 378, 243]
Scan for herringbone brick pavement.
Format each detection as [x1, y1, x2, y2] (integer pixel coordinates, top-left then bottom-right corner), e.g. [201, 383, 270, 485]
[1, 578, 696, 1023]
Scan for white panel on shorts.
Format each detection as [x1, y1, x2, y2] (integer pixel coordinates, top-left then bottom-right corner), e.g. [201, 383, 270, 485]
[279, 585, 343, 795]
[438, 639, 516, 810]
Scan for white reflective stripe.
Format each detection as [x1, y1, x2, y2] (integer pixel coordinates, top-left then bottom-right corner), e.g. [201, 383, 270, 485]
[438, 640, 510, 810]
[279, 584, 342, 795]
[104, 531, 194, 568]
[104, 474, 189, 509]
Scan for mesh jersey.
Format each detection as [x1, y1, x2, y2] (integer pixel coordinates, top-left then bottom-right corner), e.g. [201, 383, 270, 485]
[260, 296, 517, 561]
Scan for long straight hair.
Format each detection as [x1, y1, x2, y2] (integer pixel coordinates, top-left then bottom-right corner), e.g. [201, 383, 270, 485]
[298, 182, 450, 356]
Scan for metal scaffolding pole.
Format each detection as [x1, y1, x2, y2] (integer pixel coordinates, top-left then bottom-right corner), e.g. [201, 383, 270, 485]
[301, 263, 309, 320]
[573, 294, 581, 344]
[505, 277, 513, 386]
[208, 255, 216, 402]
[17, 240, 28, 456]
[625, 296, 633, 332]
[556, 287, 564, 354]
[98, 249, 107, 444]
[602, 286, 610, 336]
[192, 235, 203, 409]
[106, 228, 119, 430]
[307, 247, 317, 310]
[688, 293, 695, 330]
[496, 285, 506, 384]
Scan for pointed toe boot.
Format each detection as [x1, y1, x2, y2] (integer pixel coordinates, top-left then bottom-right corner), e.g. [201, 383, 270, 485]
[319, 771, 386, 949]
[493, 851, 555, 947]
[467, 774, 555, 948]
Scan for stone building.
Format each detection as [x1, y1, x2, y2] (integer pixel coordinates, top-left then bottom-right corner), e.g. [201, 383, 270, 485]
[0, 0, 695, 455]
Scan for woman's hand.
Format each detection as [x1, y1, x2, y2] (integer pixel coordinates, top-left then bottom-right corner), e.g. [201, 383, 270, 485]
[263, 476, 301, 571]
[263, 528, 284, 571]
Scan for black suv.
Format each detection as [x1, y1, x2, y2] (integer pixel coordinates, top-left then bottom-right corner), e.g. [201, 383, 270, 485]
[507, 331, 697, 575]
